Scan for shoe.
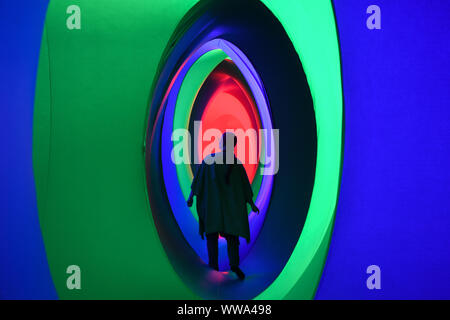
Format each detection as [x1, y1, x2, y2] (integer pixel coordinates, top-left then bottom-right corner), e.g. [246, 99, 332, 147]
[231, 267, 245, 280]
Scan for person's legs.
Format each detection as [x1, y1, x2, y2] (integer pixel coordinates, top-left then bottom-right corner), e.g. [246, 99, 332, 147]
[206, 232, 219, 270]
[225, 234, 240, 268]
[224, 234, 245, 280]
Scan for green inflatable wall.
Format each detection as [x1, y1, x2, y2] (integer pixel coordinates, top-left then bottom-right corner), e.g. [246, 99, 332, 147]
[33, 0, 200, 299]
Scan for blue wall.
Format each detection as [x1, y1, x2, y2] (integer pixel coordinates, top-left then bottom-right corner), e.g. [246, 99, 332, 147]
[316, 0, 450, 299]
[0, 0, 57, 299]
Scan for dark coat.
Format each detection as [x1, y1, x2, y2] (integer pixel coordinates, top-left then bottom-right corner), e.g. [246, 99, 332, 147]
[191, 152, 253, 242]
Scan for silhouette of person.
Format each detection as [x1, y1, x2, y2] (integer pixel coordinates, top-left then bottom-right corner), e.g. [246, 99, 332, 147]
[187, 132, 259, 280]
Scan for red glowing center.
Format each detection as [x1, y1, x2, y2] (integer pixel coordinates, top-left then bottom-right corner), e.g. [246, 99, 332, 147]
[197, 65, 261, 182]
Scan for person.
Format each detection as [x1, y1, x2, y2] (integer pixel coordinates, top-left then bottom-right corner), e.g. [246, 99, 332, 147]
[187, 132, 259, 280]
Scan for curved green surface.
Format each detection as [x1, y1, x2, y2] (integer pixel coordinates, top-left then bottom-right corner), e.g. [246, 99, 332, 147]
[33, 0, 201, 299]
[33, 0, 342, 300]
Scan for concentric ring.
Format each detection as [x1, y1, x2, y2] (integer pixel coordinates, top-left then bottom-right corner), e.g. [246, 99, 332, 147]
[160, 39, 274, 269]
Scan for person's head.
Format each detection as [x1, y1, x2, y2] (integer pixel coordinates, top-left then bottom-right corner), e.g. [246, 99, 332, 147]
[220, 132, 237, 151]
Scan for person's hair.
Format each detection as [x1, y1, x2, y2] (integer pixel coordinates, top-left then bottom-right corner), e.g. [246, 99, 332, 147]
[220, 132, 237, 151]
